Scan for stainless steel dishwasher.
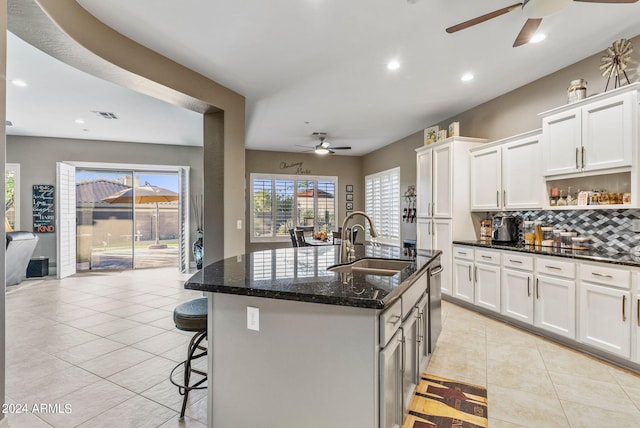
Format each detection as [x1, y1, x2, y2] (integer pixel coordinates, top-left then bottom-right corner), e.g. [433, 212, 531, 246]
[428, 258, 443, 353]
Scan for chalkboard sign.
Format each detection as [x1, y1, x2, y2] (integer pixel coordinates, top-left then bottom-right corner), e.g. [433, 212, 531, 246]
[33, 184, 55, 233]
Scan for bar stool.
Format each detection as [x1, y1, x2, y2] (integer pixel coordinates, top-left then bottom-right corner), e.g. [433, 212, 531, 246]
[170, 298, 208, 420]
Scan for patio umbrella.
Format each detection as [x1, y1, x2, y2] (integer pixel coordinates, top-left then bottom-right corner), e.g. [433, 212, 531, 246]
[102, 185, 179, 249]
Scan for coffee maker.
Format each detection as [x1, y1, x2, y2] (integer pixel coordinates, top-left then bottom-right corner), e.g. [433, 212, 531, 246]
[491, 216, 518, 242]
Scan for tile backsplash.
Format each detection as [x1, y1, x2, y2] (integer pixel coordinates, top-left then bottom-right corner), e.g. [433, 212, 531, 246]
[484, 209, 640, 255]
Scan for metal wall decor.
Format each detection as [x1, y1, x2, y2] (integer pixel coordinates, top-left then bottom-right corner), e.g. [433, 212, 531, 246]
[601, 38, 633, 92]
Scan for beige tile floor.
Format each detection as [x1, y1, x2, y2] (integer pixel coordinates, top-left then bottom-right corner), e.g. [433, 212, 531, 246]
[5, 268, 640, 427]
[428, 301, 640, 427]
[5, 267, 206, 428]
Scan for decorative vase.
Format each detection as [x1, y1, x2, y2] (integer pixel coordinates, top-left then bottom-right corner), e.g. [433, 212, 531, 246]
[193, 229, 203, 269]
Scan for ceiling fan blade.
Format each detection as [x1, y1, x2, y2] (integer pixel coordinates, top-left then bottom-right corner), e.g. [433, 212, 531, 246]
[446, 2, 523, 33]
[513, 18, 542, 47]
[330, 146, 352, 150]
[574, 0, 637, 3]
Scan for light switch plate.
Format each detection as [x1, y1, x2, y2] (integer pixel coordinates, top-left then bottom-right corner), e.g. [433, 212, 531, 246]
[247, 306, 259, 331]
[237, 219, 242, 229]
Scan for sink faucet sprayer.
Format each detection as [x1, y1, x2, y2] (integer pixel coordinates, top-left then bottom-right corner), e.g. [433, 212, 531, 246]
[340, 211, 379, 263]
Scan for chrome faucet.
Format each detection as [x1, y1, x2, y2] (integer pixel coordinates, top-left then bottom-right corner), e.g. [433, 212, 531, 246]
[340, 211, 379, 263]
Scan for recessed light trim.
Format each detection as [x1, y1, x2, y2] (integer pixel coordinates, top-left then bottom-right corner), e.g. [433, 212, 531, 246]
[75, 119, 85, 124]
[461, 73, 474, 82]
[530, 33, 546, 44]
[11, 79, 27, 87]
[387, 60, 400, 71]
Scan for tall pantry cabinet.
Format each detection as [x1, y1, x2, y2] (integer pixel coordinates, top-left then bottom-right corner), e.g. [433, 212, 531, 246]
[416, 137, 487, 295]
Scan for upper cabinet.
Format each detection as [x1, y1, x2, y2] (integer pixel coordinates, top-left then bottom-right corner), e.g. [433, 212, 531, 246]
[470, 131, 543, 211]
[540, 84, 638, 177]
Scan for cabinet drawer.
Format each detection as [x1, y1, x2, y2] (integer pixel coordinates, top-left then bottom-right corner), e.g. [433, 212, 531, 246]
[536, 257, 575, 279]
[380, 299, 402, 347]
[580, 263, 631, 289]
[453, 245, 474, 260]
[402, 275, 427, 319]
[503, 253, 534, 271]
[475, 248, 501, 265]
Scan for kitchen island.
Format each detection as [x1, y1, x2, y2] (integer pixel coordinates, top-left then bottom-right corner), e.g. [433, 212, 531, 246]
[184, 244, 442, 428]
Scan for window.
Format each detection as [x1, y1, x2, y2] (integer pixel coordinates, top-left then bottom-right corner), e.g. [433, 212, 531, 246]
[5, 163, 20, 231]
[250, 174, 337, 242]
[365, 167, 400, 247]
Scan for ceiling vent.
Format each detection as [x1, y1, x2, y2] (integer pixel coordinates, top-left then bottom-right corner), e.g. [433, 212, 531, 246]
[92, 111, 118, 119]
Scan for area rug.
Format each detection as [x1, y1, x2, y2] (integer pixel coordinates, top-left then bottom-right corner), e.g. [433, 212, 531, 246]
[401, 374, 488, 428]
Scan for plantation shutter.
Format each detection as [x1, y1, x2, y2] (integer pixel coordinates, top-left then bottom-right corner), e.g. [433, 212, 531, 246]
[365, 167, 400, 247]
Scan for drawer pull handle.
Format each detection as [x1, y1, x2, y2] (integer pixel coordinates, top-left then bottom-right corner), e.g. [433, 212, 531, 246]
[545, 265, 561, 270]
[622, 295, 626, 322]
[637, 298, 640, 327]
[527, 277, 531, 297]
[474, 266, 478, 283]
[576, 147, 579, 169]
[468, 265, 472, 282]
[592, 272, 613, 279]
[536, 278, 540, 299]
[496, 190, 500, 208]
[509, 259, 523, 264]
[458, 252, 467, 256]
[388, 315, 401, 325]
[481, 255, 492, 259]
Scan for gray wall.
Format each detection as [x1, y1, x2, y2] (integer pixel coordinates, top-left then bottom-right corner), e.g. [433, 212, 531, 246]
[245, 150, 362, 252]
[7, 135, 204, 268]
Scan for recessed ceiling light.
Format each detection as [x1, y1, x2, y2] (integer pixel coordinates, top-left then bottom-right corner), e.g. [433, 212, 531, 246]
[530, 33, 547, 44]
[75, 119, 85, 124]
[461, 73, 474, 82]
[387, 60, 400, 71]
[11, 79, 27, 87]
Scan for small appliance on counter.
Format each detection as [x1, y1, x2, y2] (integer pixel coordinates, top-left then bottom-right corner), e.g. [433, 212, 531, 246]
[491, 216, 518, 242]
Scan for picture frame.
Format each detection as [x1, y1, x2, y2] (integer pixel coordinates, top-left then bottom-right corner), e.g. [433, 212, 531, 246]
[423, 125, 439, 145]
[346, 202, 353, 210]
[448, 121, 460, 137]
[346, 193, 353, 201]
[346, 184, 353, 193]
[437, 129, 448, 141]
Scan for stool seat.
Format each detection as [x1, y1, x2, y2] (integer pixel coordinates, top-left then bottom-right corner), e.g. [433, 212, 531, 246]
[173, 297, 208, 331]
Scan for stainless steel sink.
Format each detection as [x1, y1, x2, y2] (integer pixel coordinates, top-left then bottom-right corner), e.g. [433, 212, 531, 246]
[327, 259, 412, 276]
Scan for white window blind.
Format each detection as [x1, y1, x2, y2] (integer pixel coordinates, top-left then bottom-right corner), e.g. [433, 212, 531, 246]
[250, 173, 338, 242]
[365, 167, 400, 247]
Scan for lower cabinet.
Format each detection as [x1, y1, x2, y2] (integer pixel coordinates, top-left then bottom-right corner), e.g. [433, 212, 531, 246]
[416, 293, 430, 373]
[636, 293, 640, 364]
[579, 282, 631, 359]
[453, 258, 474, 303]
[380, 329, 403, 428]
[534, 274, 576, 339]
[501, 268, 534, 324]
[474, 263, 501, 313]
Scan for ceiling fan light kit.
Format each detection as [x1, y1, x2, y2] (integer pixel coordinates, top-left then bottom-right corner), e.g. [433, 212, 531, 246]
[446, 0, 638, 48]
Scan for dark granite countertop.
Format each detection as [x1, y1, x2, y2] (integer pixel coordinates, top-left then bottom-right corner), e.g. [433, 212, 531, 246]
[453, 240, 640, 267]
[184, 245, 442, 309]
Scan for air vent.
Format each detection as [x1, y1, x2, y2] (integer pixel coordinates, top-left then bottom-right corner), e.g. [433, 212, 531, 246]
[5, 120, 12, 126]
[91, 111, 118, 119]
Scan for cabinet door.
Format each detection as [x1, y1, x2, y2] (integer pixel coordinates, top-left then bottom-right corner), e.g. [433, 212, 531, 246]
[474, 263, 501, 313]
[401, 312, 419, 413]
[534, 274, 576, 339]
[433, 219, 452, 296]
[432, 144, 452, 218]
[579, 282, 631, 359]
[501, 268, 534, 324]
[635, 293, 640, 364]
[582, 92, 634, 172]
[542, 108, 581, 176]
[416, 294, 430, 373]
[453, 259, 474, 303]
[416, 149, 433, 217]
[502, 135, 543, 210]
[379, 329, 403, 428]
[470, 146, 501, 211]
[416, 218, 433, 251]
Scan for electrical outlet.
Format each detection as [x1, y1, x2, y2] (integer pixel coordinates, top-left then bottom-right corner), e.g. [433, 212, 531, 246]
[631, 219, 640, 233]
[247, 306, 259, 331]
[237, 219, 242, 229]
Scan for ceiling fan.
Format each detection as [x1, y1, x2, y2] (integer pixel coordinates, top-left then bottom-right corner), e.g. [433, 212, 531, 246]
[446, 0, 638, 47]
[299, 132, 352, 155]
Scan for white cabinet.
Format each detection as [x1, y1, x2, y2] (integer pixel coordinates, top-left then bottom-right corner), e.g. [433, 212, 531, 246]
[501, 253, 535, 324]
[541, 87, 637, 176]
[418, 219, 452, 295]
[579, 263, 632, 359]
[474, 249, 501, 313]
[379, 329, 403, 428]
[534, 257, 576, 339]
[416, 143, 454, 218]
[416, 148, 433, 218]
[452, 246, 474, 303]
[470, 131, 543, 211]
[635, 293, 640, 364]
